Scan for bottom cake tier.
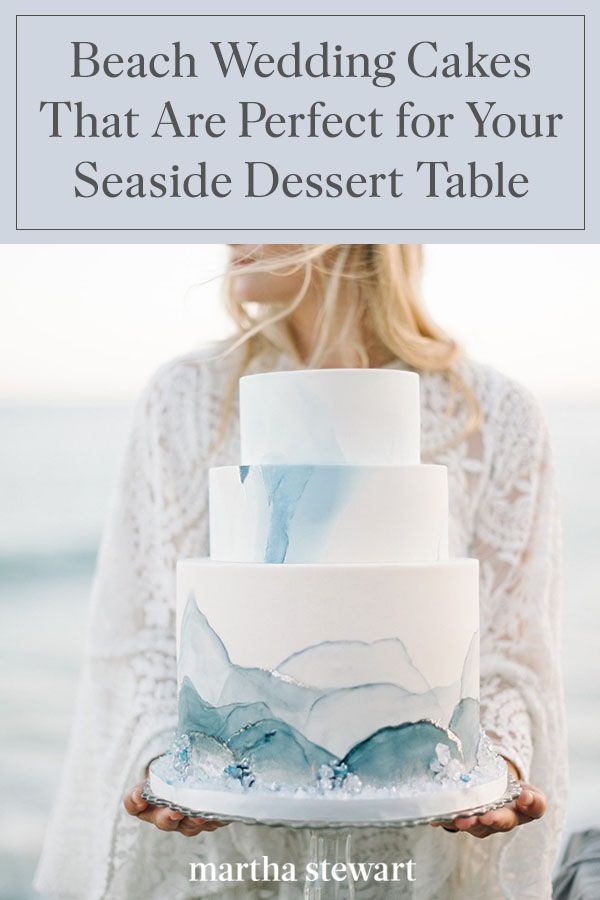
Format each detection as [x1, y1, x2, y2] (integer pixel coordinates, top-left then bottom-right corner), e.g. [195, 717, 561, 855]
[161, 558, 502, 824]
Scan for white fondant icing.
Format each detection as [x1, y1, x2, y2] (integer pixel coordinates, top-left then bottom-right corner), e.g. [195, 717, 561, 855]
[209, 465, 449, 563]
[239, 369, 420, 466]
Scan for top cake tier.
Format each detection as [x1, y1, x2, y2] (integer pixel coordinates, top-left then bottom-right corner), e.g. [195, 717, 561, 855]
[240, 369, 420, 466]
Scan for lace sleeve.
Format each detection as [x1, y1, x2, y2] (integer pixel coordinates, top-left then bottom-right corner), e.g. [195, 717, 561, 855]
[34, 358, 213, 900]
[470, 378, 568, 891]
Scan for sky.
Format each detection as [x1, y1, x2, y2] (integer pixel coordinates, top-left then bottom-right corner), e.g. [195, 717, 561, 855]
[0, 243, 598, 403]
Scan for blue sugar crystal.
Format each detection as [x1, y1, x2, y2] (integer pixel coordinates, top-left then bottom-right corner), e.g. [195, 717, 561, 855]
[317, 760, 362, 794]
[225, 758, 255, 789]
[172, 733, 192, 776]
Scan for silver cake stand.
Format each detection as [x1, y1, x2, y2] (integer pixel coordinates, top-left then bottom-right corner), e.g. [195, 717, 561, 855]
[142, 779, 521, 898]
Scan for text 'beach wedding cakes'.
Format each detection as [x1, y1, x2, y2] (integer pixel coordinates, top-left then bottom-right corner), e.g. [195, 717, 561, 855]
[149, 369, 508, 824]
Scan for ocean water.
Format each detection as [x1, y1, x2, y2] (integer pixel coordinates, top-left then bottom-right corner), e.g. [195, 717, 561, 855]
[0, 407, 133, 900]
[0, 403, 598, 899]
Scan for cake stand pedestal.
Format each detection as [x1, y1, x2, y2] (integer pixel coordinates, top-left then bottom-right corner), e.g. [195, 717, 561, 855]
[304, 829, 356, 900]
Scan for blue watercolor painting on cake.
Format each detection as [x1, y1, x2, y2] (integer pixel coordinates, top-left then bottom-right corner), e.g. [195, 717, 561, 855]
[238, 464, 351, 563]
[173, 595, 481, 795]
[209, 462, 448, 564]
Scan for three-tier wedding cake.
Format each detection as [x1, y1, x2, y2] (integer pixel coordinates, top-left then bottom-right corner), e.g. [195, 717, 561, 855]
[149, 369, 508, 823]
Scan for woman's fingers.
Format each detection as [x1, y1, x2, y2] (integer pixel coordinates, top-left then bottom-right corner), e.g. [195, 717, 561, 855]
[515, 786, 546, 820]
[453, 815, 478, 831]
[444, 784, 547, 838]
[178, 817, 216, 836]
[141, 807, 186, 831]
[123, 784, 231, 835]
[135, 807, 227, 835]
[478, 806, 520, 831]
[178, 821, 205, 837]
[123, 783, 149, 816]
[178, 817, 228, 835]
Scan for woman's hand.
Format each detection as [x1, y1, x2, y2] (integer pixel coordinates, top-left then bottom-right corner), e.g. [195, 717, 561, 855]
[123, 783, 228, 837]
[431, 762, 546, 839]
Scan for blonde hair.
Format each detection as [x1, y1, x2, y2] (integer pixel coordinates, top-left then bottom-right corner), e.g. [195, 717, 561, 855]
[217, 244, 480, 445]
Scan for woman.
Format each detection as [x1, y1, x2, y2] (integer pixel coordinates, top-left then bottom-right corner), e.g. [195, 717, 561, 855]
[35, 245, 567, 899]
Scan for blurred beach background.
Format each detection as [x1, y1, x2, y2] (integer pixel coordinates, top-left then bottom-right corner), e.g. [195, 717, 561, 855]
[0, 245, 598, 898]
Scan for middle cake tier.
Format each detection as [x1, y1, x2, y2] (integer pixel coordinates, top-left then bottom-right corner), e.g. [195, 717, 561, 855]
[209, 464, 449, 564]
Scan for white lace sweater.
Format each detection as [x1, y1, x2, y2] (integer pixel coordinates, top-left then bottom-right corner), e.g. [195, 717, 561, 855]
[35, 346, 567, 900]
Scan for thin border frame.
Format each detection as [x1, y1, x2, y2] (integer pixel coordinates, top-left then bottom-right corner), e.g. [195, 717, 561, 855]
[14, 13, 587, 233]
